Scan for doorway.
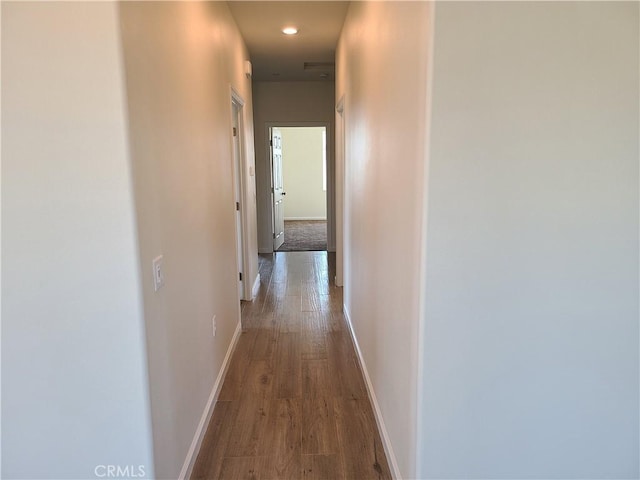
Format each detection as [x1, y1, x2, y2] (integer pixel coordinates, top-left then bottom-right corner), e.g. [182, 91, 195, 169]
[269, 125, 328, 252]
[231, 90, 249, 300]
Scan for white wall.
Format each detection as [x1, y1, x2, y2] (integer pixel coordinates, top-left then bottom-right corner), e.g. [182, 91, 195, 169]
[253, 81, 335, 252]
[280, 127, 327, 220]
[336, 3, 433, 478]
[118, 2, 257, 478]
[2, 3, 154, 477]
[420, 2, 639, 478]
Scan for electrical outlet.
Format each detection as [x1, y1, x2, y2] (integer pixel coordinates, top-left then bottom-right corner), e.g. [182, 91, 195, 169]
[212, 315, 217, 337]
[152, 255, 164, 292]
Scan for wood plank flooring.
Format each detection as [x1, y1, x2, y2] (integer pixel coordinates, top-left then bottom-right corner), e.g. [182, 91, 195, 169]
[191, 252, 392, 480]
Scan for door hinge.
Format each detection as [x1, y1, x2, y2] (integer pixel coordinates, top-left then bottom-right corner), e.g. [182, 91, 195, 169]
[236, 201, 240, 211]
[233, 127, 237, 137]
[270, 139, 273, 146]
[273, 233, 276, 239]
[239, 272, 243, 281]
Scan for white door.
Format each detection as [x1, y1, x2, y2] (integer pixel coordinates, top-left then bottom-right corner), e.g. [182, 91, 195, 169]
[271, 127, 285, 251]
[232, 102, 244, 299]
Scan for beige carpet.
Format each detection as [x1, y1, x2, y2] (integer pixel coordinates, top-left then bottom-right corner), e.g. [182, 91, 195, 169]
[277, 220, 327, 251]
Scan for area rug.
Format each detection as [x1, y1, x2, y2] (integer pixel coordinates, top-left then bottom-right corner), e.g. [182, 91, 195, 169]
[277, 220, 327, 251]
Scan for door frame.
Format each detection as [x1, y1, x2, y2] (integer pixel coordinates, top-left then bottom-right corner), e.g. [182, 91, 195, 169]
[230, 87, 251, 301]
[335, 96, 345, 287]
[263, 121, 334, 253]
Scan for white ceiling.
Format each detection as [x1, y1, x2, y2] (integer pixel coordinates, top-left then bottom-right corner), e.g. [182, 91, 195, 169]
[227, 1, 350, 82]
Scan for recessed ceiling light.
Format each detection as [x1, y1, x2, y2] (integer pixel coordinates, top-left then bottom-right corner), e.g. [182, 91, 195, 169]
[282, 27, 298, 35]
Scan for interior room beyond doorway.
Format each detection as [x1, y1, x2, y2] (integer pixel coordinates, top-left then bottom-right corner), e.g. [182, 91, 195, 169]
[276, 126, 327, 252]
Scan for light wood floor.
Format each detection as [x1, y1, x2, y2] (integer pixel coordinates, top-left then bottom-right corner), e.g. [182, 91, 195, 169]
[191, 251, 392, 480]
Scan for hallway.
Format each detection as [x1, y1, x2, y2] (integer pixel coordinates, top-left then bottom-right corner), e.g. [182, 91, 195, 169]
[191, 252, 391, 479]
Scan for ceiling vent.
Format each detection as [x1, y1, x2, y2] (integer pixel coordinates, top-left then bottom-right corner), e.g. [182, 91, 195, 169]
[303, 62, 335, 72]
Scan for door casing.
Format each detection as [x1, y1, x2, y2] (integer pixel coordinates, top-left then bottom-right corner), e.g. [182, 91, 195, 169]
[230, 88, 251, 301]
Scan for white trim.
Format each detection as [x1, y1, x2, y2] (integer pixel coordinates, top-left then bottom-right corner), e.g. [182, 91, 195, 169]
[284, 216, 327, 221]
[178, 321, 242, 480]
[231, 86, 253, 301]
[415, 4, 436, 477]
[343, 306, 403, 480]
[251, 273, 261, 299]
[334, 94, 345, 286]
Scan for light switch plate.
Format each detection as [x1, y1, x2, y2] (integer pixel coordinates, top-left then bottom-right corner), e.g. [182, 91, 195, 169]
[152, 255, 164, 291]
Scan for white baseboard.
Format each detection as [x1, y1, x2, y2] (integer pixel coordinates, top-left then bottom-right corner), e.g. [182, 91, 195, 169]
[284, 216, 327, 221]
[251, 273, 261, 299]
[178, 321, 242, 480]
[343, 306, 402, 480]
